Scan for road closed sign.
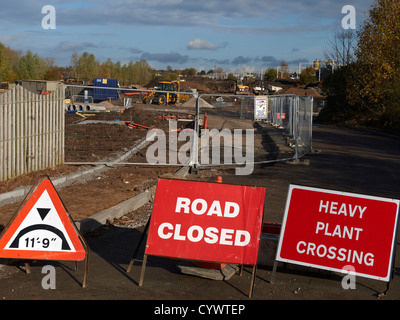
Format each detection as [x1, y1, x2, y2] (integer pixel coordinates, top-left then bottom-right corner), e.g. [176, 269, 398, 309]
[145, 179, 266, 265]
[276, 185, 400, 281]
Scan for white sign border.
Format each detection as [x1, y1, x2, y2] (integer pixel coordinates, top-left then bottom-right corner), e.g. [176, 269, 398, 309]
[254, 96, 268, 120]
[275, 184, 400, 282]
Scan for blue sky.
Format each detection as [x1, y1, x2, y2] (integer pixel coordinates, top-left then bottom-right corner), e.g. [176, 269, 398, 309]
[0, 0, 374, 73]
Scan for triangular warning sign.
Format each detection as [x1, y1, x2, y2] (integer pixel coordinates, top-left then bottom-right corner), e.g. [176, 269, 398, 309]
[0, 178, 86, 261]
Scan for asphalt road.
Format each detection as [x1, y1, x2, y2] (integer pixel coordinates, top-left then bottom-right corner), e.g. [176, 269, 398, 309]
[0, 123, 399, 313]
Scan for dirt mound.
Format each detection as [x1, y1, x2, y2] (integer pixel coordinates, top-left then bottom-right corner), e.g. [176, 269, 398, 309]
[182, 97, 215, 109]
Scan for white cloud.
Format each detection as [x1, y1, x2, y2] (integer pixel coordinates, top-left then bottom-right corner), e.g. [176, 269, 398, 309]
[56, 41, 98, 51]
[187, 38, 220, 50]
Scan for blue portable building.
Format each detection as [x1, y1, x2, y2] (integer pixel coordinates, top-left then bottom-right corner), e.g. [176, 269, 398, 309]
[93, 78, 119, 102]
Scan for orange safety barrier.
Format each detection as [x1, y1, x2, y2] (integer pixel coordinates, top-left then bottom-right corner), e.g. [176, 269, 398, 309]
[124, 121, 150, 130]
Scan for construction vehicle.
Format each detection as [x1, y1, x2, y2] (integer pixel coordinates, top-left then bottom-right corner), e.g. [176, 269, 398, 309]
[143, 80, 190, 105]
[234, 79, 250, 95]
[64, 77, 88, 85]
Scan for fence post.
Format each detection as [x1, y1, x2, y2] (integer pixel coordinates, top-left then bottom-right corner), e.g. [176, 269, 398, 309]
[310, 96, 314, 152]
[294, 96, 299, 161]
[190, 93, 200, 174]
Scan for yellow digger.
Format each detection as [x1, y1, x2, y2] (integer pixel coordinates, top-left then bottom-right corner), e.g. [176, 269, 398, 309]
[143, 80, 190, 105]
[235, 79, 250, 95]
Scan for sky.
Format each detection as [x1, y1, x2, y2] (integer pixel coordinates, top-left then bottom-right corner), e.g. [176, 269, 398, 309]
[0, 0, 374, 73]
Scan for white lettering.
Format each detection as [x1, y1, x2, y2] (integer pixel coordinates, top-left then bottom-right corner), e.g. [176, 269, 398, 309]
[204, 227, 219, 244]
[157, 224, 251, 247]
[223, 202, 240, 218]
[187, 225, 203, 242]
[314, 222, 363, 240]
[175, 197, 190, 213]
[318, 200, 367, 219]
[296, 241, 306, 254]
[319, 200, 329, 213]
[174, 224, 186, 241]
[358, 206, 367, 219]
[220, 228, 234, 245]
[191, 199, 208, 215]
[158, 222, 173, 239]
[174, 198, 241, 218]
[234, 230, 251, 246]
[296, 241, 374, 267]
[207, 200, 223, 217]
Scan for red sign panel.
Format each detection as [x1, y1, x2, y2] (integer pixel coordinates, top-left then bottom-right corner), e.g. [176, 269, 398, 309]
[276, 185, 399, 281]
[145, 179, 266, 265]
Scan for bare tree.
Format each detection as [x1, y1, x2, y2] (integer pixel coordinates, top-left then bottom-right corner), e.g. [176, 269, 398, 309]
[324, 28, 357, 67]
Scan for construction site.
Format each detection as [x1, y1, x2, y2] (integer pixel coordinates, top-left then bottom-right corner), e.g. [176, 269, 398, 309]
[1, 74, 400, 305]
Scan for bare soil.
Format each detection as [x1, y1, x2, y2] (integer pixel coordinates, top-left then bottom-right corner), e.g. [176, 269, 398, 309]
[0, 103, 191, 229]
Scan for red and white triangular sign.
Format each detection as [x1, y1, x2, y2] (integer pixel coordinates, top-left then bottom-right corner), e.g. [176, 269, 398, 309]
[0, 179, 86, 261]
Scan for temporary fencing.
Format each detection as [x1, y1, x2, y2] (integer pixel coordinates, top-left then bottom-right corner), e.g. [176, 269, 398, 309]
[193, 94, 313, 174]
[22, 84, 314, 176]
[0, 82, 313, 180]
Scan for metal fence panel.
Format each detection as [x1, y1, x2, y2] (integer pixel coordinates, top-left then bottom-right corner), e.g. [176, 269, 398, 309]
[193, 94, 313, 174]
[62, 85, 313, 175]
[297, 96, 313, 157]
[64, 85, 196, 167]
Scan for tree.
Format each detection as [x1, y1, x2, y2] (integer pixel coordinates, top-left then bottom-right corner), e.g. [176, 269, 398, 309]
[324, 28, 356, 67]
[0, 42, 11, 82]
[99, 58, 115, 79]
[182, 67, 196, 77]
[132, 59, 153, 85]
[318, 64, 358, 123]
[319, 0, 400, 133]
[299, 66, 317, 84]
[264, 68, 277, 81]
[17, 50, 47, 79]
[352, 0, 400, 130]
[77, 52, 99, 81]
[70, 52, 79, 78]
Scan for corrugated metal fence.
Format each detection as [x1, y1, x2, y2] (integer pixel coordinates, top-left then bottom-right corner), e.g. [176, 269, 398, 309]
[0, 84, 65, 180]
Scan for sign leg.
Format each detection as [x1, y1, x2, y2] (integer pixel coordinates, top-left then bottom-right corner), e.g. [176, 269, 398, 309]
[249, 264, 257, 298]
[127, 217, 150, 273]
[139, 254, 148, 287]
[24, 261, 31, 274]
[271, 260, 278, 284]
[82, 254, 89, 288]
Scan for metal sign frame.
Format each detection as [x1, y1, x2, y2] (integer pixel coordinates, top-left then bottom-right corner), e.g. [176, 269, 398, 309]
[271, 184, 400, 295]
[126, 178, 266, 298]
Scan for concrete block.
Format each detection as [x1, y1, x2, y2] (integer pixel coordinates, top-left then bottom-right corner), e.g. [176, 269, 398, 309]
[258, 233, 280, 268]
[177, 261, 239, 280]
[77, 190, 152, 234]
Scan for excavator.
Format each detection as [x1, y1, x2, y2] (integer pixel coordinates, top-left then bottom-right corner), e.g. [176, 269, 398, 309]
[143, 80, 190, 105]
[234, 79, 250, 95]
